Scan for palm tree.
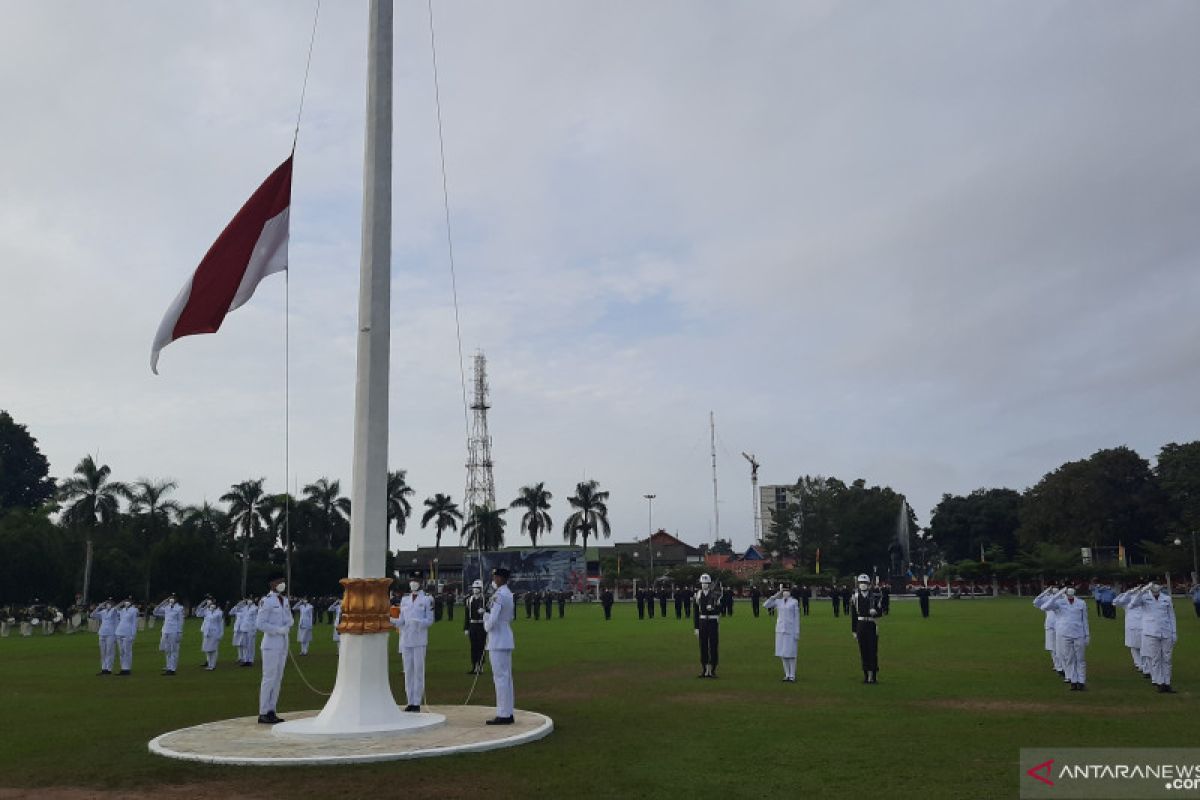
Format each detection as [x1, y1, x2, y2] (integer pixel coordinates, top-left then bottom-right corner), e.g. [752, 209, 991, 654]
[58, 455, 130, 605]
[303, 477, 351, 549]
[421, 493, 463, 556]
[510, 482, 553, 547]
[463, 505, 507, 551]
[221, 478, 268, 596]
[128, 478, 181, 600]
[387, 470, 415, 538]
[180, 501, 227, 540]
[563, 479, 612, 551]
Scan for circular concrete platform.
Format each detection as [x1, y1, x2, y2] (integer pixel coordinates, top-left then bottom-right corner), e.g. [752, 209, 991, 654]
[148, 706, 553, 765]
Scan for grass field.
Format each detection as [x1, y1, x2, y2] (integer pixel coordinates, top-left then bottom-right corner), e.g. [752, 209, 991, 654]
[0, 596, 1195, 799]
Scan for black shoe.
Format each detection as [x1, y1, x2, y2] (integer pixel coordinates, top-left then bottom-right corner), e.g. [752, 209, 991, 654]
[258, 714, 278, 724]
[163, 670, 175, 676]
[97, 670, 111, 676]
[267, 711, 285, 723]
[118, 670, 131, 676]
[1161, 685, 1177, 694]
[485, 716, 514, 725]
[403, 705, 420, 712]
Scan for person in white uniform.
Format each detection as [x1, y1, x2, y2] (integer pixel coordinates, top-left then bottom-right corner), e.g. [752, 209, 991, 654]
[1033, 586, 1065, 679]
[391, 572, 436, 712]
[1113, 584, 1149, 677]
[1037, 586, 1089, 691]
[483, 567, 516, 725]
[294, 597, 313, 656]
[152, 594, 185, 675]
[328, 599, 342, 644]
[234, 595, 258, 667]
[256, 576, 292, 724]
[1130, 583, 1178, 694]
[90, 599, 119, 675]
[763, 584, 800, 682]
[114, 598, 139, 676]
[196, 596, 224, 670]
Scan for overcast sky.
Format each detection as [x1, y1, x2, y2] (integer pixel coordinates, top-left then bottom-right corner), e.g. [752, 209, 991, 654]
[2, 1, 1198, 554]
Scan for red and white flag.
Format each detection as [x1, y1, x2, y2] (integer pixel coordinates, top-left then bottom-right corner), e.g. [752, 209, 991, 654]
[151, 156, 293, 374]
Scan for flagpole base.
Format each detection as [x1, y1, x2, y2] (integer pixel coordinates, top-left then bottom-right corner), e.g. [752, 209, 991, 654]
[274, 633, 428, 735]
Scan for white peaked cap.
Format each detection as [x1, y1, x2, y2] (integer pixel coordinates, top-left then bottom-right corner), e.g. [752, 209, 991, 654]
[699, 573, 712, 583]
[472, 579, 483, 589]
[856, 574, 870, 583]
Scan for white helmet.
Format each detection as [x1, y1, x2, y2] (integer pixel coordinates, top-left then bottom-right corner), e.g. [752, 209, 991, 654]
[856, 574, 870, 584]
[471, 579, 483, 589]
[699, 573, 712, 585]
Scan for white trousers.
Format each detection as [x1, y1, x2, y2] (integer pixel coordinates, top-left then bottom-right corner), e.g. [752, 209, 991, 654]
[1044, 629, 1062, 670]
[780, 657, 796, 679]
[259, 646, 286, 715]
[1059, 636, 1086, 684]
[99, 635, 115, 671]
[117, 636, 134, 671]
[402, 646, 427, 707]
[1129, 645, 1143, 671]
[298, 626, 312, 654]
[1142, 635, 1174, 686]
[490, 649, 514, 718]
[239, 636, 255, 664]
[159, 632, 181, 671]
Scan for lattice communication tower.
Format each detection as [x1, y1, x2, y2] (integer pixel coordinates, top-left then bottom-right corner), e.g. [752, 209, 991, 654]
[464, 351, 496, 513]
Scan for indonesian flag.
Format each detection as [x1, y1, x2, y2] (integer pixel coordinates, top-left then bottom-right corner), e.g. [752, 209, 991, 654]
[151, 156, 293, 374]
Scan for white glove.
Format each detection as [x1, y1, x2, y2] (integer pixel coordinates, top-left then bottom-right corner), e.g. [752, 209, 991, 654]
[869, 609, 877, 616]
[852, 633, 857, 639]
[463, 630, 468, 636]
[693, 630, 699, 637]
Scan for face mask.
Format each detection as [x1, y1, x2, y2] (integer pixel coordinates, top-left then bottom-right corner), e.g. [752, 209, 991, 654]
[472, 588, 481, 595]
[275, 583, 286, 593]
[782, 591, 791, 599]
[409, 582, 421, 592]
[858, 584, 869, 592]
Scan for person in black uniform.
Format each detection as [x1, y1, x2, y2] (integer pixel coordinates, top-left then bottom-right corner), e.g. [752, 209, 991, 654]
[880, 585, 891, 616]
[464, 579, 487, 673]
[647, 588, 655, 619]
[658, 588, 668, 618]
[693, 573, 720, 678]
[445, 589, 455, 621]
[674, 587, 684, 619]
[916, 585, 930, 618]
[601, 588, 614, 620]
[830, 586, 840, 617]
[433, 591, 444, 622]
[636, 589, 646, 620]
[524, 591, 533, 619]
[683, 587, 693, 619]
[557, 591, 566, 618]
[750, 585, 761, 618]
[544, 590, 553, 620]
[533, 591, 541, 620]
[800, 585, 811, 616]
[841, 585, 852, 615]
[850, 573, 882, 684]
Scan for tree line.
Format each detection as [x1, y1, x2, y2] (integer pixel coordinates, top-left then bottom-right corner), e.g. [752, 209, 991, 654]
[0, 411, 614, 607]
[761, 443, 1200, 582]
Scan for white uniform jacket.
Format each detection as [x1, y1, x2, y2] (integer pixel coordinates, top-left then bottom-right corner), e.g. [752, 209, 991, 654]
[484, 585, 515, 651]
[392, 592, 435, 648]
[1130, 591, 1177, 642]
[115, 607, 139, 638]
[256, 592, 293, 652]
[1047, 595, 1090, 641]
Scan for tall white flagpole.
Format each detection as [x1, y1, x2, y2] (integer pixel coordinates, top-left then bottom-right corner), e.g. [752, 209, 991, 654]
[276, 0, 437, 735]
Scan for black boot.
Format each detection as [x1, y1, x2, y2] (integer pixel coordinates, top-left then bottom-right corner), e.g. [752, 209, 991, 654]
[863, 671, 870, 684]
[1161, 684, 1177, 694]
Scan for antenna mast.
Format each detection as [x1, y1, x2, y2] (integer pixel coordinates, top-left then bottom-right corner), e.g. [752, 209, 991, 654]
[465, 351, 496, 513]
[741, 452, 760, 544]
[710, 411, 720, 544]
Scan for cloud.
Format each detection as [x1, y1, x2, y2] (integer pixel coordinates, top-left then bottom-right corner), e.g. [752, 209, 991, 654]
[2, 1, 1198, 557]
